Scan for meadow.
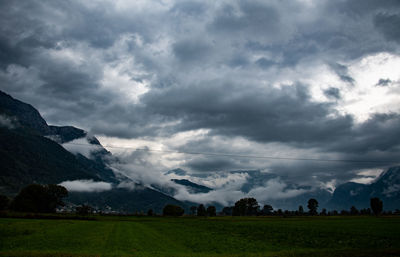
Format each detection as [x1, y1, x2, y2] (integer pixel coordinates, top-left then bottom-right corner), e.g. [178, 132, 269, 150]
[1, 215, 400, 257]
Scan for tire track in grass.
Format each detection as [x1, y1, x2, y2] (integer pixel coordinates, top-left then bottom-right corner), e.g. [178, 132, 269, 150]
[100, 222, 118, 256]
[99, 221, 148, 256]
[131, 222, 191, 255]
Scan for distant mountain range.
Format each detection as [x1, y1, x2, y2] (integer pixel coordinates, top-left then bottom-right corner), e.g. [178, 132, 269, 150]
[165, 164, 400, 212]
[329, 166, 400, 210]
[1, 89, 399, 212]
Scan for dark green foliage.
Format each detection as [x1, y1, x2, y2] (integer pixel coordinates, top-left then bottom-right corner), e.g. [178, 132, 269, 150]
[197, 204, 206, 216]
[206, 206, 216, 217]
[298, 205, 304, 214]
[307, 198, 318, 215]
[233, 197, 259, 216]
[0, 194, 10, 210]
[360, 208, 372, 215]
[221, 206, 233, 216]
[262, 204, 273, 215]
[190, 206, 197, 215]
[76, 205, 93, 215]
[147, 209, 153, 216]
[11, 184, 68, 213]
[370, 197, 383, 215]
[350, 206, 359, 215]
[163, 204, 184, 216]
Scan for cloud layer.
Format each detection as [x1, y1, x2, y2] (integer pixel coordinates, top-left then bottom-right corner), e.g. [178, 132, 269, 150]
[1, 0, 400, 193]
[59, 179, 112, 192]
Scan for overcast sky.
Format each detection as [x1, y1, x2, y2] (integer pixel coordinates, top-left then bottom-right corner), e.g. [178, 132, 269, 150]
[1, 0, 400, 193]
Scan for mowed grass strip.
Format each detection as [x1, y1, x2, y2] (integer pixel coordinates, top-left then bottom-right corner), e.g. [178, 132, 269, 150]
[1, 216, 400, 257]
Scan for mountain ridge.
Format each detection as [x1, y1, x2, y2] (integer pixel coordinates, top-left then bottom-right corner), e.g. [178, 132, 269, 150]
[0, 89, 189, 212]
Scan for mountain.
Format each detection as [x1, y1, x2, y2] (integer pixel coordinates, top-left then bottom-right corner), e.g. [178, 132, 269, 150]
[329, 166, 400, 210]
[171, 179, 212, 193]
[0, 90, 117, 194]
[166, 167, 400, 211]
[0, 90, 188, 213]
[0, 126, 105, 194]
[0, 90, 51, 135]
[67, 187, 185, 213]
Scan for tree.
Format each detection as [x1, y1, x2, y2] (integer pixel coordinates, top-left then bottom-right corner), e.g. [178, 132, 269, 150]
[370, 197, 383, 215]
[298, 205, 304, 215]
[307, 198, 318, 215]
[163, 204, 184, 216]
[197, 204, 206, 216]
[262, 204, 273, 215]
[360, 208, 371, 215]
[147, 209, 154, 216]
[0, 194, 10, 211]
[233, 198, 259, 216]
[350, 206, 359, 215]
[190, 206, 197, 216]
[11, 184, 68, 213]
[320, 208, 327, 216]
[221, 206, 233, 216]
[207, 206, 216, 217]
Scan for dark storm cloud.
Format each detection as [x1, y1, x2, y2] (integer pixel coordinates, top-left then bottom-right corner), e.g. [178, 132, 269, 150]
[143, 82, 353, 145]
[173, 39, 213, 63]
[170, 1, 207, 17]
[333, 0, 400, 15]
[330, 113, 400, 154]
[324, 87, 341, 100]
[374, 13, 400, 43]
[209, 1, 280, 36]
[255, 58, 275, 68]
[0, 0, 400, 185]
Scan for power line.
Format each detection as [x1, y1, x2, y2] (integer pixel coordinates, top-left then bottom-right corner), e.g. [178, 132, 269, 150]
[62, 142, 399, 164]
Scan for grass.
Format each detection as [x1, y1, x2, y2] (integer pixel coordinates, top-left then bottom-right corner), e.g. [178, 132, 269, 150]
[1, 216, 400, 256]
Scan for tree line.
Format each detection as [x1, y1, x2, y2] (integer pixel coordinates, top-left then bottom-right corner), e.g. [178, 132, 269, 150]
[162, 197, 389, 217]
[0, 184, 395, 217]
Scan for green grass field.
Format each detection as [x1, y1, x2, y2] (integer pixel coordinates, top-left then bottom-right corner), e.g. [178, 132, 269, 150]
[1, 216, 400, 257]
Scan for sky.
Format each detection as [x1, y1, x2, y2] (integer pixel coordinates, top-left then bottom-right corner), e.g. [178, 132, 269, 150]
[1, 0, 400, 202]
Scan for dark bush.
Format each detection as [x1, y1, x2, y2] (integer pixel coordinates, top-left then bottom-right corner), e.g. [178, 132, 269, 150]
[163, 204, 184, 216]
[207, 206, 216, 217]
[11, 184, 68, 213]
[0, 194, 10, 211]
